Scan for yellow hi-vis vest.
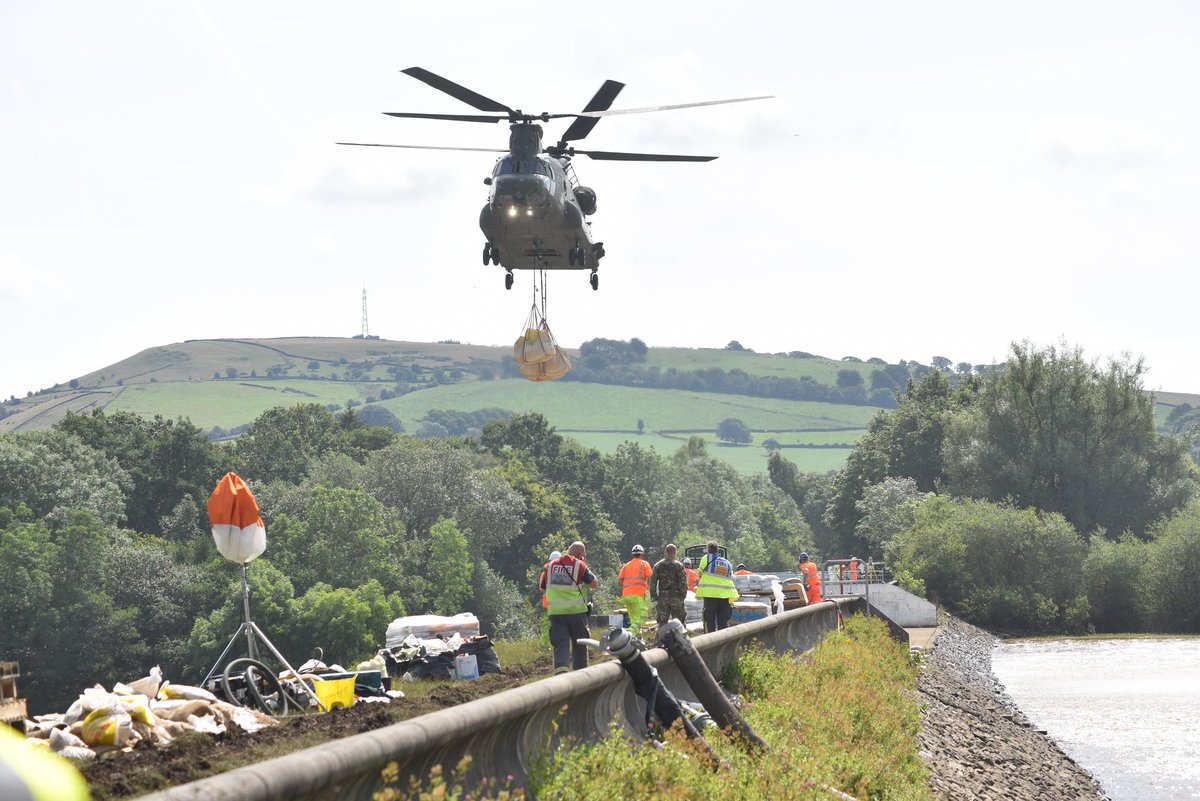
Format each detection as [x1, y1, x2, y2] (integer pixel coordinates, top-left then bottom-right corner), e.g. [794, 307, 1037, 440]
[695, 553, 738, 599]
[545, 556, 589, 615]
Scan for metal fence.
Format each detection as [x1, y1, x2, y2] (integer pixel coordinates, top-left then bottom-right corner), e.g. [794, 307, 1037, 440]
[139, 597, 863, 801]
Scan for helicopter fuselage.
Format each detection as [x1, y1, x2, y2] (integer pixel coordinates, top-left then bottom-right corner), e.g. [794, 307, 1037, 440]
[479, 123, 601, 275]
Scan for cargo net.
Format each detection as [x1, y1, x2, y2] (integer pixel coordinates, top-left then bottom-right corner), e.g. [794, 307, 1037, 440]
[512, 270, 571, 382]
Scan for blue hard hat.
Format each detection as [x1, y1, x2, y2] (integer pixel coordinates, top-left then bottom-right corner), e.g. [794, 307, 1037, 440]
[799, 552, 809, 561]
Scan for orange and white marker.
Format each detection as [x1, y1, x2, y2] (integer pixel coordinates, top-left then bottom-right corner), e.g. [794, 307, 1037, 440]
[207, 472, 266, 563]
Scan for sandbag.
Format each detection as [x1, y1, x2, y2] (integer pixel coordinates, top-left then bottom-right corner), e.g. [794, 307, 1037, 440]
[79, 705, 134, 747]
[519, 346, 571, 382]
[513, 324, 557, 365]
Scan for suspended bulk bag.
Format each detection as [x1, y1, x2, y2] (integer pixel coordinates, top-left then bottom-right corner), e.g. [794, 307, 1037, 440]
[519, 345, 571, 382]
[512, 306, 558, 365]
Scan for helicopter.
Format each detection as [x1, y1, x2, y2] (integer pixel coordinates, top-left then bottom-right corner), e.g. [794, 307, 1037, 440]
[339, 67, 770, 291]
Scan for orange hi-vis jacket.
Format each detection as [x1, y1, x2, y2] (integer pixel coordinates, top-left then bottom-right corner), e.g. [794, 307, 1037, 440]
[734, 568, 752, 575]
[539, 561, 552, 609]
[799, 561, 818, 592]
[685, 567, 699, 592]
[618, 557, 652, 597]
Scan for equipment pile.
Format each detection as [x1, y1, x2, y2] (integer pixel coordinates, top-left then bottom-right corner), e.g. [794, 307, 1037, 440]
[20, 667, 276, 762]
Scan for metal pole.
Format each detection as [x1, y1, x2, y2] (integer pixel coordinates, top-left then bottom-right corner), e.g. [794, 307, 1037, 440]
[242, 562, 258, 661]
[657, 619, 766, 753]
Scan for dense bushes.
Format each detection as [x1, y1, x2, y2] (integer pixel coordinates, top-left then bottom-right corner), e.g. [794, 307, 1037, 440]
[528, 615, 928, 801]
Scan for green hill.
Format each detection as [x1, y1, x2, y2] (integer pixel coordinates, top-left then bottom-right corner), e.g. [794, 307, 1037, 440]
[1, 337, 893, 473]
[7, 337, 1189, 475]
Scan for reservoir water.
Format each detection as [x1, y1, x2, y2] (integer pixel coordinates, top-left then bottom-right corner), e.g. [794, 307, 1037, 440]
[992, 638, 1200, 800]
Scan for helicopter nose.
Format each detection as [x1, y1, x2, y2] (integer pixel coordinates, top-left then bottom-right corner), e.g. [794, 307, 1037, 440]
[493, 174, 548, 206]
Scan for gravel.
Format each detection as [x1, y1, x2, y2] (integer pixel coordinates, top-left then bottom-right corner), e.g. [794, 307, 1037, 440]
[918, 615, 1109, 801]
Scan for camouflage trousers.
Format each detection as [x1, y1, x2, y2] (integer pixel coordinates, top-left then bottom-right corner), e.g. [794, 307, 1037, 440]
[655, 596, 686, 626]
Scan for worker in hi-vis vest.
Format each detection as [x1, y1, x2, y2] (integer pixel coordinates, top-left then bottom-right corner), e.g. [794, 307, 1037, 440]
[541, 541, 598, 674]
[682, 557, 699, 592]
[618, 544, 653, 634]
[695, 541, 738, 632]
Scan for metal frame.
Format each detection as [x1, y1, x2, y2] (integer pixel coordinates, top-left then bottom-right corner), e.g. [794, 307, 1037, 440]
[202, 562, 325, 712]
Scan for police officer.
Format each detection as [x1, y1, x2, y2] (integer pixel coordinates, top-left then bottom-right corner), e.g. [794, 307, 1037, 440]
[649, 542, 688, 627]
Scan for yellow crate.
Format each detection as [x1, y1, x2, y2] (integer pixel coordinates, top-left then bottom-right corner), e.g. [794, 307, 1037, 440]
[310, 677, 355, 710]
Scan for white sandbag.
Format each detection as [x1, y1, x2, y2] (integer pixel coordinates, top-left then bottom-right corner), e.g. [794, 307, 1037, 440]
[518, 346, 571, 382]
[49, 727, 88, 752]
[159, 682, 219, 703]
[386, 613, 480, 648]
[188, 713, 226, 735]
[127, 666, 164, 699]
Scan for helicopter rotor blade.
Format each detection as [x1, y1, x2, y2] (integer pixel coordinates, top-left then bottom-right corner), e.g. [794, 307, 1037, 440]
[558, 80, 625, 143]
[567, 149, 717, 162]
[383, 112, 508, 123]
[401, 67, 514, 114]
[580, 95, 773, 118]
[337, 142, 507, 153]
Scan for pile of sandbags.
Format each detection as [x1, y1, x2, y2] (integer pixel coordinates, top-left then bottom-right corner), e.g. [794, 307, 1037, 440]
[512, 305, 570, 382]
[20, 666, 275, 762]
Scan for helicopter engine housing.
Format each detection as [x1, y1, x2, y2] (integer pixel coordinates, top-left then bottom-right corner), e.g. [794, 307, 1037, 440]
[574, 186, 597, 216]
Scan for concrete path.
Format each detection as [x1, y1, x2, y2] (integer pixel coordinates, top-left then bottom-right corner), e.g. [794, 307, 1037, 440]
[906, 627, 939, 650]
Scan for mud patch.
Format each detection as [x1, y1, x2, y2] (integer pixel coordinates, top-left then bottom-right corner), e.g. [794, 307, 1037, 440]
[83, 656, 553, 800]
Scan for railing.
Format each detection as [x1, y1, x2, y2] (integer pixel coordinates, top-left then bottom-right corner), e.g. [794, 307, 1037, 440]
[138, 598, 864, 801]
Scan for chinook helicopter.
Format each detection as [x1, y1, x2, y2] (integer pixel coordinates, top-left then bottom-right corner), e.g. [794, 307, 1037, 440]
[339, 67, 769, 290]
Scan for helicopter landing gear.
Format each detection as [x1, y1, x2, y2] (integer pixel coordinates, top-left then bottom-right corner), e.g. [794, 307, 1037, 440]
[589, 270, 598, 291]
[504, 271, 514, 290]
[491, 245, 501, 266]
[482, 242, 492, 266]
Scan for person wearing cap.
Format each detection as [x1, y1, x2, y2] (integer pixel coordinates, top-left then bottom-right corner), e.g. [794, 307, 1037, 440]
[695, 541, 738, 632]
[541, 541, 599, 673]
[649, 543, 688, 627]
[734, 563, 752, 576]
[618, 544, 653, 634]
[682, 556, 699, 592]
[537, 549, 562, 645]
[798, 552, 820, 605]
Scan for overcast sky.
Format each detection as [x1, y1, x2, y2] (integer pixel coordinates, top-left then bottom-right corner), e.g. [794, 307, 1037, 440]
[2, 1, 1197, 401]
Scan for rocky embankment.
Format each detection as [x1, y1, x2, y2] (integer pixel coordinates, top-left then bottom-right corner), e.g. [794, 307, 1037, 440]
[918, 616, 1108, 801]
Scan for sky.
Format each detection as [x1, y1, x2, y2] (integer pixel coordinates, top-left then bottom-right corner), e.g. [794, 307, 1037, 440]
[2, 1, 1197, 401]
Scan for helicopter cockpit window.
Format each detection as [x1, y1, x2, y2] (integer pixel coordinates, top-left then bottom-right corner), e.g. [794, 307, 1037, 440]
[518, 159, 551, 176]
[495, 157, 516, 175]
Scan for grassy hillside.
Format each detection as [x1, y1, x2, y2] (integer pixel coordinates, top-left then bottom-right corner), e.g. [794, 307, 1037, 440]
[5, 336, 1190, 475]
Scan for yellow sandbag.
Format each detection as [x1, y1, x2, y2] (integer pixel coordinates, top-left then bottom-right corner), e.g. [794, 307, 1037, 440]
[513, 326, 557, 365]
[117, 694, 157, 726]
[80, 706, 134, 747]
[159, 682, 219, 703]
[519, 346, 571, 382]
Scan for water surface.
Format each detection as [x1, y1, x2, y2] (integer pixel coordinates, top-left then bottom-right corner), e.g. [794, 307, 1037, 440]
[992, 638, 1200, 800]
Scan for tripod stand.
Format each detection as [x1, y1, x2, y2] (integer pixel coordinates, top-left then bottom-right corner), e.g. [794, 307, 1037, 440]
[202, 562, 325, 711]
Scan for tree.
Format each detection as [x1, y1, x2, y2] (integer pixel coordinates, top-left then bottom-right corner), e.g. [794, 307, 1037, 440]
[0, 430, 130, 527]
[725, 340, 746, 351]
[716, 418, 752, 445]
[225, 367, 238, 378]
[943, 342, 1197, 537]
[854, 477, 930, 552]
[636, 418, 645, 434]
[233, 404, 341, 484]
[55, 410, 220, 535]
[888, 496, 1088, 633]
[930, 356, 952, 372]
[837, 369, 864, 389]
[426, 518, 473, 614]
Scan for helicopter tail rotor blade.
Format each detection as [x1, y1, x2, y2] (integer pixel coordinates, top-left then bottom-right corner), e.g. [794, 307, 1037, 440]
[570, 149, 717, 162]
[401, 67, 514, 114]
[558, 80, 625, 143]
[337, 142, 507, 153]
[581, 95, 773, 118]
[383, 112, 508, 123]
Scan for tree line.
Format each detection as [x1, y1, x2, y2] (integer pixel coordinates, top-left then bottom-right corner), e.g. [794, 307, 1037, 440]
[766, 341, 1200, 634]
[0, 406, 815, 713]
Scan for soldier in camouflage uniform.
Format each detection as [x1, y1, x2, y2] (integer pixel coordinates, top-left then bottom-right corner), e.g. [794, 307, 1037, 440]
[649, 542, 689, 626]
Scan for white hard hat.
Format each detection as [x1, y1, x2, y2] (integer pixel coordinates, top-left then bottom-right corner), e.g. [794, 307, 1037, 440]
[682, 557, 692, 566]
[632, 544, 645, 554]
[549, 550, 561, 561]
